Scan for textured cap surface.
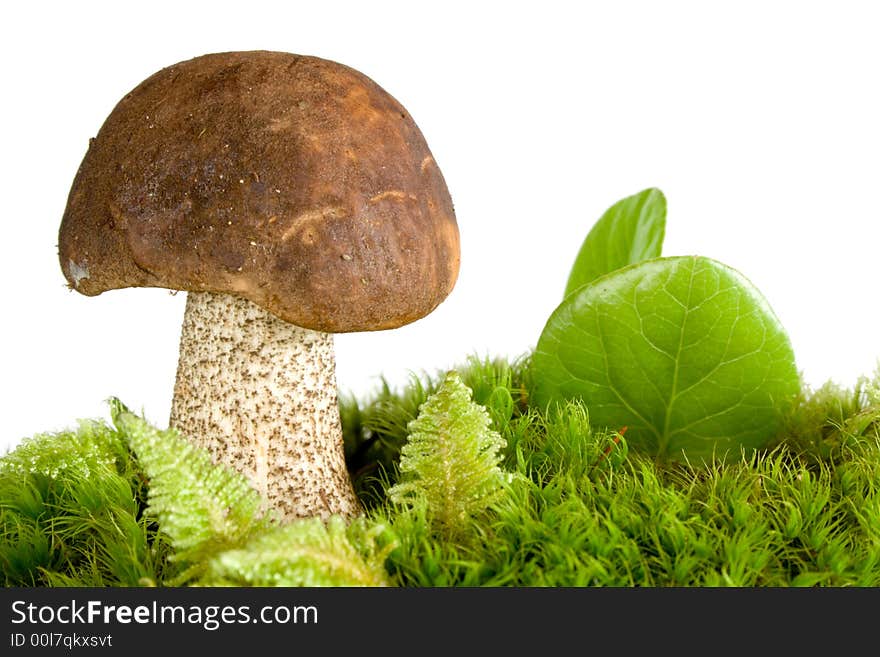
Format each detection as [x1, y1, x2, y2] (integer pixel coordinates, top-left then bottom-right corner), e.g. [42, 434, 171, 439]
[59, 50, 460, 332]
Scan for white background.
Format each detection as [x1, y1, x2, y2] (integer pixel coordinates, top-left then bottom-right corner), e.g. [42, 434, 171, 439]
[3, 1, 878, 453]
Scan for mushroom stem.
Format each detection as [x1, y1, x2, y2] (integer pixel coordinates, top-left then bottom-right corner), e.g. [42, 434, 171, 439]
[169, 291, 361, 520]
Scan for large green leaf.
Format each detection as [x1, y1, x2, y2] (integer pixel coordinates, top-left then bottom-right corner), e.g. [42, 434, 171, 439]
[563, 187, 666, 298]
[532, 256, 800, 461]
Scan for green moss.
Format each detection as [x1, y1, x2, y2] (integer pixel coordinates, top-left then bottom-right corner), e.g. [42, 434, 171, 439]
[0, 418, 174, 586]
[341, 356, 880, 587]
[3, 356, 879, 587]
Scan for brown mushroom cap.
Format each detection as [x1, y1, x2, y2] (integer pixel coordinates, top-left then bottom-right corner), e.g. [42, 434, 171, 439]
[58, 51, 460, 332]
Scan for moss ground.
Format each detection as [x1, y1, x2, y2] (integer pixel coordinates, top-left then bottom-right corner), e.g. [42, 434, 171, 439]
[3, 354, 879, 587]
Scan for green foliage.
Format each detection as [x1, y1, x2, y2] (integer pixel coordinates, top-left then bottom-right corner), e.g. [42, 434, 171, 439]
[373, 361, 880, 586]
[533, 256, 801, 460]
[110, 401, 393, 587]
[3, 358, 879, 587]
[507, 400, 629, 483]
[535, 189, 802, 461]
[781, 367, 880, 460]
[340, 372, 435, 505]
[341, 354, 529, 504]
[564, 187, 666, 298]
[110, 401, 273, 584]
[388, 370, 510, 538]
[204, 517, 394, 587]
[0, 418, 172, 586]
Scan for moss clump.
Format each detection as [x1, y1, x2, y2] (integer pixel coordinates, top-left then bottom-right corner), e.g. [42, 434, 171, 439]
[0, 418, 175, 586]
[353, 357, 880, 587]
[3, 356, 879, 587]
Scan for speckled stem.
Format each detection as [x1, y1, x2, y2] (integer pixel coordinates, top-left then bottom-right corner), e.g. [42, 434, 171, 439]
[169, 291, 360, 520]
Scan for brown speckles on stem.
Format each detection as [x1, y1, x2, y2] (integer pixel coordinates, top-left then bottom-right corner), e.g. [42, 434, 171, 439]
[169, 291, 360, 520]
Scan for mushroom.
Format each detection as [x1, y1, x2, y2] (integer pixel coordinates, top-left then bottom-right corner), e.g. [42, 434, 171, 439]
[57, 51, 460, 520]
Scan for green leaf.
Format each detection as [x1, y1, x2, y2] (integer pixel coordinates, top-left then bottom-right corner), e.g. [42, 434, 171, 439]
[563, 187, 666, 298]
[204, 516, 394, 587]
[388, 371, 509, 536]
[532, 256, 801, 461]
[110, 402, 271, 582]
